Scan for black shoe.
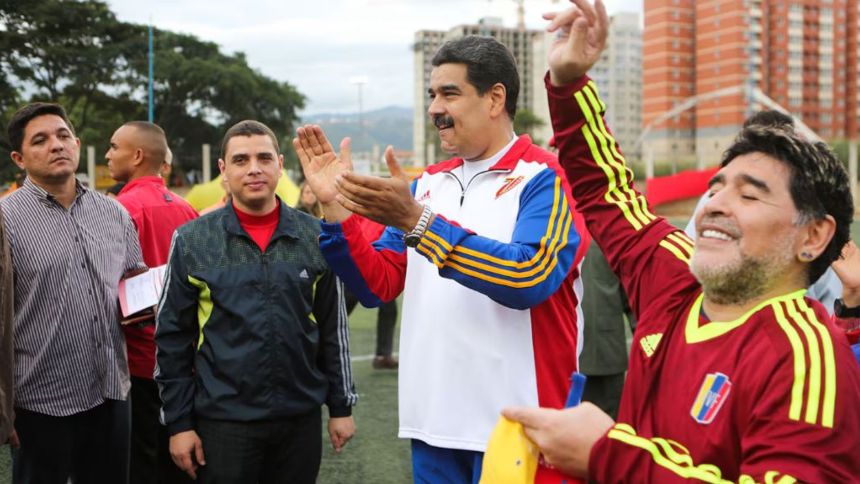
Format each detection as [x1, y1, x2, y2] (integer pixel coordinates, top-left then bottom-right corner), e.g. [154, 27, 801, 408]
[372, 355, 398, 370]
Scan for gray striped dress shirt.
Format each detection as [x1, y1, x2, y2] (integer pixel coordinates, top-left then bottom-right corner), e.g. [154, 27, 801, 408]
[0, 178, 144, 416]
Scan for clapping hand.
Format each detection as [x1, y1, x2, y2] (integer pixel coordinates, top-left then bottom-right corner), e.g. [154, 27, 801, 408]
[293, 125, 354, 222]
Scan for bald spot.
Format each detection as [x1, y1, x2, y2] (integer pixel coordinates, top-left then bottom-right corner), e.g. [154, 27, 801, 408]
[123, 121, 168, 174]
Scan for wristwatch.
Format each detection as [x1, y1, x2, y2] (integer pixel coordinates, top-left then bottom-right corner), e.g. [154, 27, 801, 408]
[403, 204, 433, 248]
[834, 298, 860, 318]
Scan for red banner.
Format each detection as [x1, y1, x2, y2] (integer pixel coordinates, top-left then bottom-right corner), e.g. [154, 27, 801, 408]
[645, 166, 719, 206]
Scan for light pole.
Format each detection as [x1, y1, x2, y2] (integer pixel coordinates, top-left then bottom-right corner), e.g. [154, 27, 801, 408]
[349, 76, 368, 147]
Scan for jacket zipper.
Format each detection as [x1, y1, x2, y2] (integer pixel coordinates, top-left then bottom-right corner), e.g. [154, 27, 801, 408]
[442, 169, 510, 207]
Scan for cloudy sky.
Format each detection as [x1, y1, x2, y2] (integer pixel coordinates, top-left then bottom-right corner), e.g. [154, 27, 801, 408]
[107, 0, 642, 115]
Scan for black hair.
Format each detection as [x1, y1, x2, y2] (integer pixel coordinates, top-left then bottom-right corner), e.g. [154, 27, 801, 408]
[220, 120, 280, 160]
[7, 102, 75, 152]
[721, 110, 853, 283]
[432, 35, 520, 119]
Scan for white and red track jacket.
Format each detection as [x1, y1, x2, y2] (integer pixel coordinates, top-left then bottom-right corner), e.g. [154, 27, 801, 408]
[320, 135, 588, 467]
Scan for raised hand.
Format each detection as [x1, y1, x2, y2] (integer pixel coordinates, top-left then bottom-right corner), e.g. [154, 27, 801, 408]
[544, 0, 609, 86]
[833, 240, 860, 307]
[293, 125, 354, 221]
[335, 146, 425, 232]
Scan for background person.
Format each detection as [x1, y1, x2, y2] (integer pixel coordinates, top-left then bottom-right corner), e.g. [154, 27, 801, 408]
[0, 208, 13, 448]
[1, 102, 145, 484]
[106, 120, 199, 484]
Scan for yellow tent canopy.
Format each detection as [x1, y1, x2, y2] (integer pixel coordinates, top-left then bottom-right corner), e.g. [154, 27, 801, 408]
[184, 170, 300, 212]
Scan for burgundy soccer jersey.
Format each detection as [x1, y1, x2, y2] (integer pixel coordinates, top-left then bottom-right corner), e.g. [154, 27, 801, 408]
[548, 76, 860, 482]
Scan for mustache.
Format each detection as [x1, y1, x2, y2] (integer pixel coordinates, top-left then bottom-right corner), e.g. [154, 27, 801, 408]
[699, 215, 741, 237]
[433, 115, 454, 130]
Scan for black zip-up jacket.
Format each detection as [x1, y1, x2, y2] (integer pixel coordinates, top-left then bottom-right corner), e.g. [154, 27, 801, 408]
[155, 200, 356, 435]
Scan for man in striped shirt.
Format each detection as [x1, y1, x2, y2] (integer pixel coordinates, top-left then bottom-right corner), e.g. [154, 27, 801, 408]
[1, 102, 145, 484]
[0, 206, 13, 448]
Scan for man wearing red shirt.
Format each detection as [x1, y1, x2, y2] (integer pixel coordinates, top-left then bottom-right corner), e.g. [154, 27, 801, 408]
[504, 1, 860, 482]
[106, 121, 198, 484]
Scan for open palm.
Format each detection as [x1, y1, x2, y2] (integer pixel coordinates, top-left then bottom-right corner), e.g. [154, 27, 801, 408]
[544, 0, 608, 85]
[833, 240, 860, 300]
[292, 125, 353, 204]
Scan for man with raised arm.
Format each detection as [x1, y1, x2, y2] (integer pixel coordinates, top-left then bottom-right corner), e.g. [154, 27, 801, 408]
[294, 36, 586, 483]
[503, 1, 860, 481]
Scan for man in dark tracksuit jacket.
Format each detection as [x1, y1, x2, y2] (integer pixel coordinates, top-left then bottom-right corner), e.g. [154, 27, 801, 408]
[155, 120, 356, 483]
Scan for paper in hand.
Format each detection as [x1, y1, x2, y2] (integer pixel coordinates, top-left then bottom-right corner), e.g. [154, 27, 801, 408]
[118, 265, 167, 318]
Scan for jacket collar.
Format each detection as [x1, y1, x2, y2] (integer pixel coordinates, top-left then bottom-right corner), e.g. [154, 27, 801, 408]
[120, 176, 164, 194]
[222, 196, 299, 241]
[425, 134, 532, 175]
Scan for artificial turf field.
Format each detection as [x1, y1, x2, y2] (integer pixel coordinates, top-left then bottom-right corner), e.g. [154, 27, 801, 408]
[0, 303, 411, 484]
[1, 219, 859, 483]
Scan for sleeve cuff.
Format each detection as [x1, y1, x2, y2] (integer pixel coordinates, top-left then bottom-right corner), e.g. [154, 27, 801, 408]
[167, 416, 194, 436]
[322, 213, 364, 235]
[544, 72, 592, 100]
[587, 427, 613, 481]
[327, 405, 353, 418]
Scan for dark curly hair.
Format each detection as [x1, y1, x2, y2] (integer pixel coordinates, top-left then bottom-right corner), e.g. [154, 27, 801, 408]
[721, 110, 853, 284]
[432, 35, 520, 120]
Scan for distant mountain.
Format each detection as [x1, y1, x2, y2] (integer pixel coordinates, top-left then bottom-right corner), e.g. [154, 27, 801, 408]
[301, 106, 413, 153]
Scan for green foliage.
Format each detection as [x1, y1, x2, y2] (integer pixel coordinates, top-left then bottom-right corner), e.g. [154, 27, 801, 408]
[514, 108, 545, 145]
[0, 0, 305, 184]
[829, 139, 853, 169]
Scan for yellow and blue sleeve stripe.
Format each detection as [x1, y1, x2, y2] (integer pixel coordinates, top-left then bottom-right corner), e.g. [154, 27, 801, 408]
[319, 181, 416, 308]
[414, 168, 578, 310]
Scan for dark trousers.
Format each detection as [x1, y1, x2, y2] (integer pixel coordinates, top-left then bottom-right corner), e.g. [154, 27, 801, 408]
[344, 291, 398, 356]
[196, 408, 322, 484]
[12, 398, 130, 484]
[130, 376, 192, 484]
[581, 373, 626, 421]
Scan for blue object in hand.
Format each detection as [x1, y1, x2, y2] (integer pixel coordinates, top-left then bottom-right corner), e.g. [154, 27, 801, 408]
[564, 372, 587, 408]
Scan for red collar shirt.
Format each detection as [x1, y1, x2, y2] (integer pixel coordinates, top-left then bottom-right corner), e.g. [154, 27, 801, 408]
[117, 176, 198, 379]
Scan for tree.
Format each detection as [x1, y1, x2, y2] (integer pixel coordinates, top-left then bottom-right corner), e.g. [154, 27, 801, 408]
[0, 0, 305, 184]
[514, 108, 545, 146]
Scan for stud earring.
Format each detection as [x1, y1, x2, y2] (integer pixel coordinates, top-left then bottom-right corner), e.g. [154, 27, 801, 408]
[799, 251, 813, 261]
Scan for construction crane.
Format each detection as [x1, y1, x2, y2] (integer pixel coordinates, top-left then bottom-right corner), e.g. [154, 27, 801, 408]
[488, 0, 560, 32]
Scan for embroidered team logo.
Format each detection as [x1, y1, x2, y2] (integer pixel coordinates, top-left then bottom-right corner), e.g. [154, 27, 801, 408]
[690, 372, 732, 424]
[495, 176, 524, 199]
[639, 333, 663, 358]
[416, 190, 431, 202]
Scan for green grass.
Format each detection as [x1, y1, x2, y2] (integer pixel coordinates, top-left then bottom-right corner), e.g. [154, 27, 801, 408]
[0, 304, 410, 483]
